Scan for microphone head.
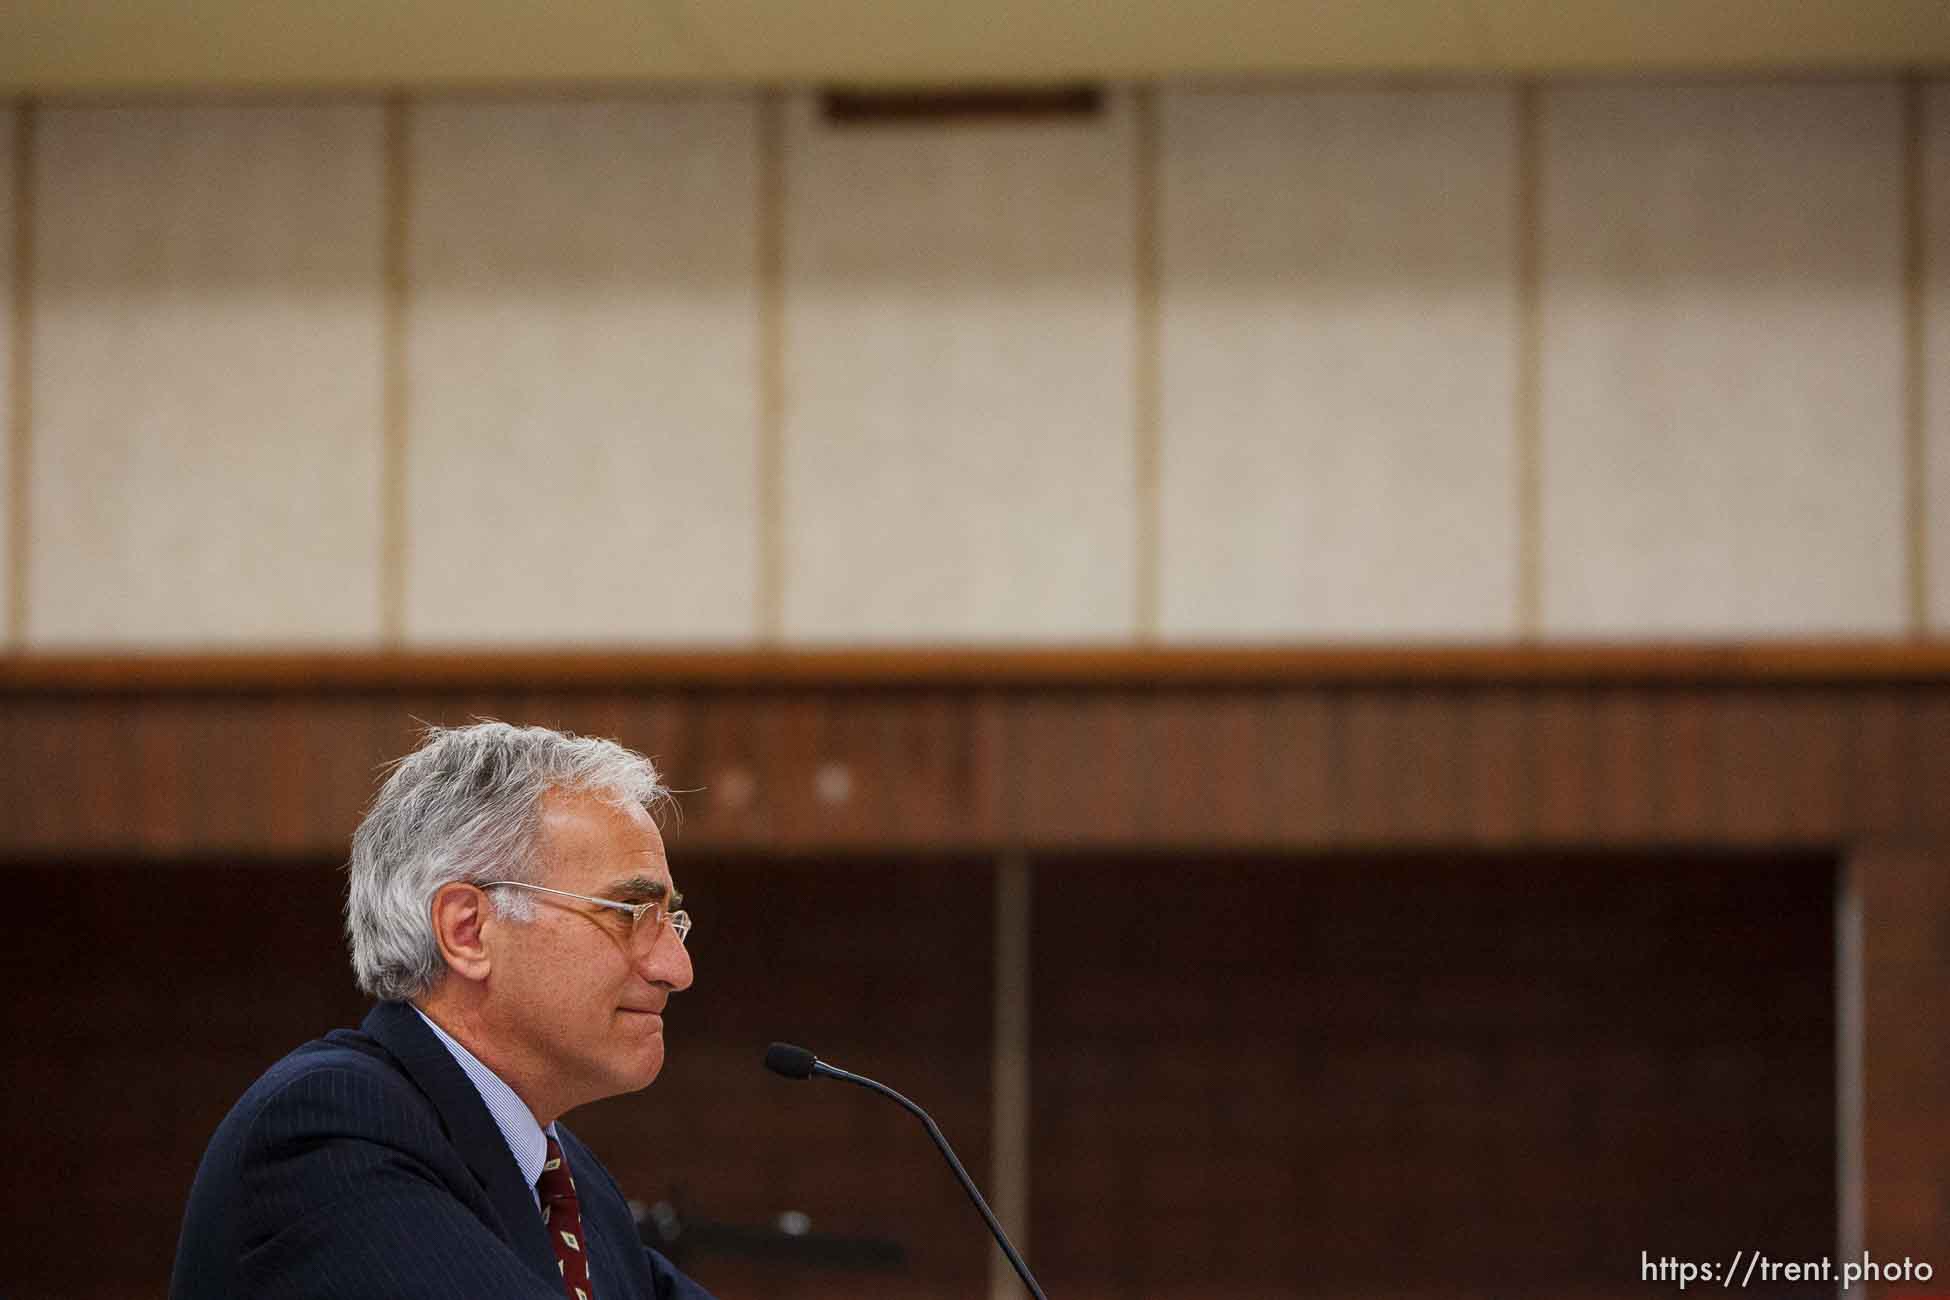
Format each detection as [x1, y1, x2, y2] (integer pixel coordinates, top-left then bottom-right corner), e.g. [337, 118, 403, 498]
[764, 1042, 818, 1080]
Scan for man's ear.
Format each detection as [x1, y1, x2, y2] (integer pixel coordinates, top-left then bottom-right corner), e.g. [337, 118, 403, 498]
[430, 882, 493, 984]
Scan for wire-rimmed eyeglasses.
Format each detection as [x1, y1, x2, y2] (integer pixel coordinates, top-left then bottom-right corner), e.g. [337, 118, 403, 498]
[478, 881, 692, 946]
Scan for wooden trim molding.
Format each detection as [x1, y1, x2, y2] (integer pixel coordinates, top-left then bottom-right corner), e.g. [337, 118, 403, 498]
[4, 641, 1950, 692]
[5, 653, 1947, 856]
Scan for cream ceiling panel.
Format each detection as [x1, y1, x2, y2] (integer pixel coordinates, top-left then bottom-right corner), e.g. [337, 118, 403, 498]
[1158, 87, 1520, 641]
[30, 105, 386, 647]
[781, 92, 1137, 642]
[1541, 83, 1905, 637]
[4, 0, 1946, 91]
[672, 0, 1482, 82]
[405, 97, 761, 644]
[0, 0, 718, 91]
[1927, 82, 1950, 632]
[1477, 0, 1950, 70]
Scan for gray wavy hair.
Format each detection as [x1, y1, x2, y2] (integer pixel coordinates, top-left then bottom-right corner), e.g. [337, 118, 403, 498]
[345, 720, 671, 1002]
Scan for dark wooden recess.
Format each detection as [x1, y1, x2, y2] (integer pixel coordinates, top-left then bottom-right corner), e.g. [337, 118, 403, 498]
[1032, 852, 1837, 1300]
[1, 646, 1946, 1299]
[0, 855, 992, 1300]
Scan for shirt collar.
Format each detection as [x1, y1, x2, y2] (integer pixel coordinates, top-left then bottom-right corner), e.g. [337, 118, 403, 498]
[411, 1005, 557, 1205]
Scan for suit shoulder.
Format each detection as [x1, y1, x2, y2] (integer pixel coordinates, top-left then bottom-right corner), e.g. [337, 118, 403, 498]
[216, 1028, 432, 1152]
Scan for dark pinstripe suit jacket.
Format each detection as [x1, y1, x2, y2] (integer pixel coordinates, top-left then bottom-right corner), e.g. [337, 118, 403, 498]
[170, 1000, 713, 1299]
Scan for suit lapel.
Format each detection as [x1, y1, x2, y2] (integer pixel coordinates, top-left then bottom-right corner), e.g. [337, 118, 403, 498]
[361, 1001, 565, 1292]
[558, 1126, 642, 1295]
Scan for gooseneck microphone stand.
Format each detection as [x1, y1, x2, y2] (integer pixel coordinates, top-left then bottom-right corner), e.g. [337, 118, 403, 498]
[764, 1042, 1049, 1300]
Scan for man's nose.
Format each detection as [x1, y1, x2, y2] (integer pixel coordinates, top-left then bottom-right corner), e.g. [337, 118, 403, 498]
[639, 925, 693, 991]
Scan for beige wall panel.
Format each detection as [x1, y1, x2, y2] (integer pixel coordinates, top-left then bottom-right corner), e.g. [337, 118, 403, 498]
[406, 98, 760, 644]
[1541, 82, 1905, 637]
[1158, 88, 1520, 640]
[781, 93, 1137, 643]
[1927, 82, 1950, 632]
[29, 105, 385, 647]
[1, 104, 14, 640]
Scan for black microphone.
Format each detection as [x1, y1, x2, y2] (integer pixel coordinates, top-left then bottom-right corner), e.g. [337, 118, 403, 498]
[763, 1042, 818, 1079]
[763, 1042, 1048, 1300]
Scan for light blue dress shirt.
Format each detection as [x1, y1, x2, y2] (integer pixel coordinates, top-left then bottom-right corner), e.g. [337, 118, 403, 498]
[411, 1005, 558, 1212]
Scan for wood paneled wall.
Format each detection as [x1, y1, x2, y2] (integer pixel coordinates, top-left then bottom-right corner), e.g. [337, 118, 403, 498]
[0, 855, 994, 1300]
[2, 650, 1946, 1298]
[0, 862, 373, 1298]
[1032, 852, 1837, 1300]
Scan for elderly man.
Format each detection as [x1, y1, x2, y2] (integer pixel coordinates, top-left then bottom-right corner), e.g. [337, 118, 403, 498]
[171, 722, 712, 1299]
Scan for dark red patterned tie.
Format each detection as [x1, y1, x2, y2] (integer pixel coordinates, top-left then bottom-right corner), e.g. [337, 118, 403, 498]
[538, 1135, 594, 1300]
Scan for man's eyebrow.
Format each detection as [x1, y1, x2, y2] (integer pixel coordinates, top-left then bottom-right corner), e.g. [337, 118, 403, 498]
[605, 874, 680, 908]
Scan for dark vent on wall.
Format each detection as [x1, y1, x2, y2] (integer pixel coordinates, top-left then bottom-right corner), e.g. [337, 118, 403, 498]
[821, 85, 1103, 126]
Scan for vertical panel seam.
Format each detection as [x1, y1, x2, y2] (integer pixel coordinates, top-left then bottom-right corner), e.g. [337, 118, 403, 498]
[1133, 87, 1161, 644]
[988, 854, 1031, 1300]
[757, 92, 785, 645]
[8, 103, 34, 650]
[1515, 83, 1544, 641]
[381, 96, 410, 647]
[1834, 858, 1864, 1269]
[1903, 77, 1928, 635]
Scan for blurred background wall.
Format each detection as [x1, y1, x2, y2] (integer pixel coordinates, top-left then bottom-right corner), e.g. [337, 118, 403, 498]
[0, 81, 1945, 647]
[5, 4, 1950, 1299]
